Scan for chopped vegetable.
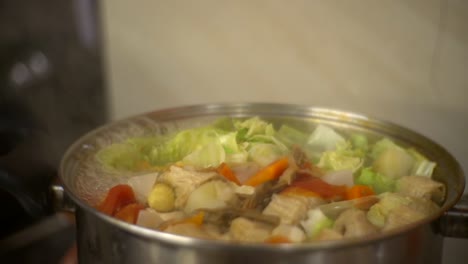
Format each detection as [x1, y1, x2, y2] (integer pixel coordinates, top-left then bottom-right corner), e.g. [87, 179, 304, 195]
[276, 124, 308, 147]
[320, 170, 354, 187]
[280, 186, 320, 197]
[372, 145, 414, 179]
[114, 203, 145, 224]
[370, 138, 399, 160]
[355, 167, 396, 194]
[317, 142, 364, 172]
[345, 185, 375, 200]
[234, 117, 274, 139]
[94, 116, 443, 244]
[98, 184, 136, 215]
[184, 180, 237, 213]
[147, 183, 175, 212]
[173, 211, 205, 226]
[152, 127, 225, 167]
[127, 172, 159, 203]
[244, 157, 289, 187]
[289, 174, 347, 199]
[248, 143, 284, 167]
[136, 209, 164, 229]
[306, 125, 345, 160]
[350, 133, 369, 153]
[300, 208, 333, 239]
[217, 162, 241, 185]
[96, 143, 146, 171]
[182, 141, 226, 168]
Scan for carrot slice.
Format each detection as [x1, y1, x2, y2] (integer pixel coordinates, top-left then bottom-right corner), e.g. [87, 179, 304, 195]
[280, 186, 321, 197]
[345, 185, 375, 200]
[174, 211, 205, 226]
[217, 162, 241, 185]
[114, 203, 145, 224]
[97, 184, 136, 215]
[265, 235, 292, 244]
[244, 157, 289, 187]
[289, 175, 347, 199]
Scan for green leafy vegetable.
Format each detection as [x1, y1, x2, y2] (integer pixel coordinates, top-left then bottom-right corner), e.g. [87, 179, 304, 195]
[355, 167, 396, 194]
[248, 143, 284, 167]
[96, 143, 145, 171]
[371, 138, 415, 179]
[300, 208, 334, 238]
[276, 124, 308, 147]
[317, 141, 364, 172]
[306, 125, 345, 161]
[182, 141, 226, 168]
[350, 133, 369, 154]
[234, 117, 274, 139]
[370, 138, 398, 160]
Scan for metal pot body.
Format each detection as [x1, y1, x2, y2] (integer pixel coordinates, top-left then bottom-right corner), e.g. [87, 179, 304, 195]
[76, 206, 443, 264]
[59, 103, 465, 264]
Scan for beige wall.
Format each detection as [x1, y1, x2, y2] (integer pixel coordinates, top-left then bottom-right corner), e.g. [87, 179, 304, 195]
[101, 1, 467, 174]
[103, 0, 467, 117]
[102, 0, 467, 175]
[101, 1, 467, 261]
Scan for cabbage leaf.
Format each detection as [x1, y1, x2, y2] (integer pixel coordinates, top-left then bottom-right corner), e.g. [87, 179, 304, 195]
[355, 167, 396, 194]
[317, 141, 364, 172]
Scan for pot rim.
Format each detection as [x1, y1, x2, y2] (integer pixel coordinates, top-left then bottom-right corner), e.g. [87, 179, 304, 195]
[59, 102, 465, 252]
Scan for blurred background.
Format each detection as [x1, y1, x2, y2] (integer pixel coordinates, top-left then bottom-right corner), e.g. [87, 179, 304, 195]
[1, 0, 467, 263]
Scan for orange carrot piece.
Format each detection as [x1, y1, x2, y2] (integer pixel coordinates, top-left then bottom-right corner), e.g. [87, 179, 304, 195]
[174, 211, 205, 226]
[280, 186, 321, 197]
[264, 235, 292, 244]
[244, 157, 290, 187]
[97, 184, 136, 216]
[289, 175, 347, 200]
[345, 185, 375, 200]
[217, 162, 241, 185]
[114, 203, 145, 224]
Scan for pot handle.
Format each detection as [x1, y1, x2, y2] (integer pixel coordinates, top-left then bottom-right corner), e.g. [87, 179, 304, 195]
[439, 194, 468, 238]
[50, 184, 76, 213]
[0, 183, 75, 254]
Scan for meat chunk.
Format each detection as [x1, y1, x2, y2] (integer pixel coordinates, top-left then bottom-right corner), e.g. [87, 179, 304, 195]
[334, 208, 379, 238]
[228, 217, 273, 242]
[382, 205, 427, 231]
[263, 194, 309, 225]
[396, 176, 446, 204]
[367, 193, 439, 229]
[157, 166, 218, 208]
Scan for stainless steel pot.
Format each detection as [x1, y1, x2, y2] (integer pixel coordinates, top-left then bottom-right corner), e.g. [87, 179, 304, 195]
[59, 103, 467, 264]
